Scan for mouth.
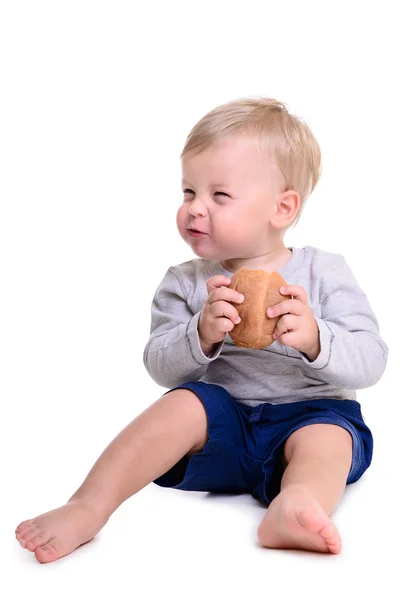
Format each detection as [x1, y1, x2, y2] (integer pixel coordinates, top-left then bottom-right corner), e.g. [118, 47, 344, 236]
[187, 228, 208, 238]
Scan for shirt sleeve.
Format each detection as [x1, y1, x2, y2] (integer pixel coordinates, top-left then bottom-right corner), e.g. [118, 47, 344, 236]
[143, 267, 224, 388]
[300, 255, 388, 389]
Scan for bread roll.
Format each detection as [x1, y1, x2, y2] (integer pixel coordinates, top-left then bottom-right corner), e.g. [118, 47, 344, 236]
[228, 268, 287, 349]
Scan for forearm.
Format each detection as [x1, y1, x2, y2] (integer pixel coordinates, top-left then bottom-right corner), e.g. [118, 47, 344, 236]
[301, 318, 388, 388]
[143, 312, 223, 388]
[304, 339, 321, 363]
[200, 339, 218, 357]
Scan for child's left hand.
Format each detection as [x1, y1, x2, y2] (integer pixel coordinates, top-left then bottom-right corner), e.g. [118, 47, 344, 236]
[267, 285, 320, 360]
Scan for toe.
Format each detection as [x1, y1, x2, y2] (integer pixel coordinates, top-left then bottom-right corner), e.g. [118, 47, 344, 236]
[17, 527, 40, 546]
[320, 520, 337, 540]
[297, 507, 327, 534]
[35, 541, 60, 564]
[321, 523, 341, 554]
[298, 507, 341, 554]
[15, 520, 34, 535]
[326, 537, 341, 554]
[25, 532, 51, 552]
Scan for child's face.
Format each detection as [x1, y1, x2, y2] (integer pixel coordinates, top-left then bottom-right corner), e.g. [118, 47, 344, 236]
[177, 134, 286, 261]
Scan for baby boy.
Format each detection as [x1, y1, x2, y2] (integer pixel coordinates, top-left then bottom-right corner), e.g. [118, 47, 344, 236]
[16, 96, 388, 562]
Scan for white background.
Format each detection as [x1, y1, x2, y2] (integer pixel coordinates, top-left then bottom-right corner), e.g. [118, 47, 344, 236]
[1, 1, 398, 598]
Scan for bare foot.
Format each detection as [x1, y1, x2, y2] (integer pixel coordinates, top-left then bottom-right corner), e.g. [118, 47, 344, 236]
[15, 499, 109, 563]
[257, 484, 341, 554]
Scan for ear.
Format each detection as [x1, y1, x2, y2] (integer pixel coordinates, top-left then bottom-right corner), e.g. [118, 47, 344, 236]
[270, 190, 301, 229]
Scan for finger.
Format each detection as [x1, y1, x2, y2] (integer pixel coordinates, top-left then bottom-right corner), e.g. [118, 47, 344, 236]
[278, 285, 308, 304]
[267, 299, 305, 318]
[218, 318, 236, 333]
[273, 314, 297, 339]
[207, 287, 245, 306]
[275, 330, 300, 348]
[206, 275, 232, 295]
[210, 300, 241, 324]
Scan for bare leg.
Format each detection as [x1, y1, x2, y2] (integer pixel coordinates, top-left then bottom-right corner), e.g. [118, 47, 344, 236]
[15, 389, 208, 563]
[257, 424, 353, 554]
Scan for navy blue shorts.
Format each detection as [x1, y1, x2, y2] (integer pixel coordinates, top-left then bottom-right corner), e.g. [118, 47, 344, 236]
[153, 382, 373, 505]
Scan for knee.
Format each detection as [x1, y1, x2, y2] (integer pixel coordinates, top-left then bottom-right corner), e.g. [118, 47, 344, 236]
[284, 423, 353, 464]
[162, 388, 209, 454]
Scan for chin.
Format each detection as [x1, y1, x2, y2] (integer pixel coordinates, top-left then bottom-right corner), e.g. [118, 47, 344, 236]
[189, 246, 222, 260]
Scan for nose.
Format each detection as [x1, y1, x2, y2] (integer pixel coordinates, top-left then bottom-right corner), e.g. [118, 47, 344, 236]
[189, 196, 208, 217]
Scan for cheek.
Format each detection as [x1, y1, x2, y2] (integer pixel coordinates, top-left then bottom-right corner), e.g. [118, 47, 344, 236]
[176, 204, 187, 234]
[220, 208, 249, 236]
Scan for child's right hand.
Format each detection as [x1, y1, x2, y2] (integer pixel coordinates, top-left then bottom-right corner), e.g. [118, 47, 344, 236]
[198, 275, 245, 353]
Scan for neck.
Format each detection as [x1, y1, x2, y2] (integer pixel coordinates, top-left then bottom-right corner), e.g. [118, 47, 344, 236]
[220, 245, 292, 273]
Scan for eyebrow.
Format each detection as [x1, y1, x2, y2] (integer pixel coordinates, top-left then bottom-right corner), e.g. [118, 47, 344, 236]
[181, 180, 230, 188]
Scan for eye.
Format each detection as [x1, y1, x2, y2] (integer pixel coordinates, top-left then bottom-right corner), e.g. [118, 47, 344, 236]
[182, 189, 230, 199]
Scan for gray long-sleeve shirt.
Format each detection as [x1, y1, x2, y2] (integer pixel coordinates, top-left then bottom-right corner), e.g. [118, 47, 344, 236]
[143, 245, 388, 406]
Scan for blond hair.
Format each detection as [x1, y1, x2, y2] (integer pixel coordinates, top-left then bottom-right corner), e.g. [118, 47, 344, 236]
[180, 97, 322, 228]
